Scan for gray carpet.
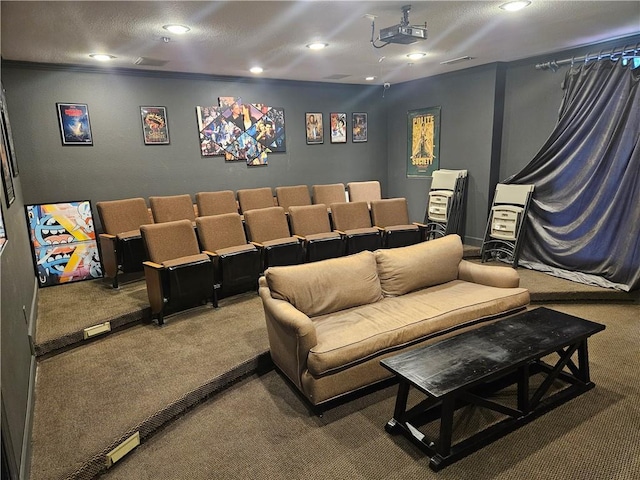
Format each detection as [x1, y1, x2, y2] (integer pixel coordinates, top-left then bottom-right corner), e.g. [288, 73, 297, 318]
[100, 303, 640, 480]
[29, 293, 269, 480]
[29, 261, 639, 480]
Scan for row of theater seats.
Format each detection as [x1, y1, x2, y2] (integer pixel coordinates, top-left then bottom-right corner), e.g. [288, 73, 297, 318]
[96, 181, 425, 325]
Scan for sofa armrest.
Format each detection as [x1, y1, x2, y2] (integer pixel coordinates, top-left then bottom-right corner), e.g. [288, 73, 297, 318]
[258, 277, 317, 388]
[458, 259, 520, 288]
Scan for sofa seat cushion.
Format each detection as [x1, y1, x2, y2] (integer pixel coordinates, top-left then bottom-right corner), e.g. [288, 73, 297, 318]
[306, 279, 530, 376]
[375, 234, 463, 297]
[265, 251, 382, 317]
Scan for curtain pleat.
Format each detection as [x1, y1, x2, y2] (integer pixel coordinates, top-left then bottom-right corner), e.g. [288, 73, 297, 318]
[506, 60, 640, 291]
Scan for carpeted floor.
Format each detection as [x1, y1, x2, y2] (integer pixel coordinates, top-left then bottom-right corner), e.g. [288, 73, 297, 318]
[96, 303, 639, 480]
[29, 259, 639, 480]
[101, 303, 640, 480]
[29, 293, 269, 480]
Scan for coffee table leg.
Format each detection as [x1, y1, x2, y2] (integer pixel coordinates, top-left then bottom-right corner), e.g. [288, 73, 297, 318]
[578, 340, 591, 383]
[437, 396, 455, 457]
[386, 381, 410, 433]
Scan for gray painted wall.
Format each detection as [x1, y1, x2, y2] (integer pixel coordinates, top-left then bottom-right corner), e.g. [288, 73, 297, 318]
[0, 168, 37, 478]
[1, 65, 388, 231]
[385, 64, 501, 244]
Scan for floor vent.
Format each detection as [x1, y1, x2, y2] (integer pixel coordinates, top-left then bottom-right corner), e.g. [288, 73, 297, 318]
[83, 322, 111, 340]
[106, 431, 140, 468]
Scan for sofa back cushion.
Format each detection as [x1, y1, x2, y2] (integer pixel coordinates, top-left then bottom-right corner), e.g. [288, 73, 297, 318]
[374, 234, 463, 296]
[265, 251, 382, 317]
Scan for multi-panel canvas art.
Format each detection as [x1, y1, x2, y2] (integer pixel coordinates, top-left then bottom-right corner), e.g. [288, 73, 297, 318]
[196, 97, 285, 166]
[25, 201, 103, 287]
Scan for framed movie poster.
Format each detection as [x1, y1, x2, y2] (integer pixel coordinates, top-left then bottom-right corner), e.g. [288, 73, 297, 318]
[0, 204, 7, 255]
[0, 121, 15, 206]
[305, 113, 323, 145]
[140, 106, 170, 145]
[1, 84, 18, 176]
[330, 112, 347, 144]
[56, 103, 93, 145]
[407, 106, 440, 178]
[25, 200, 103, 287]
[352, 113, 368, 143]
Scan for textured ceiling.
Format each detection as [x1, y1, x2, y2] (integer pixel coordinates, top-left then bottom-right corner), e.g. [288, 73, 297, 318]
[1, 1, 639, 85]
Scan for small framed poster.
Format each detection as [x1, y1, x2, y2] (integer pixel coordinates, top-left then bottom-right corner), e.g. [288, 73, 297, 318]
[407, 106, 441, 178]
[305, 112, 323, 145]
[56, 103, 93, 145]
[352, 113, 368, 143]
[330, 112, 347, 144]
[0, 119, 15, 206]
[140, 106, 170, 145]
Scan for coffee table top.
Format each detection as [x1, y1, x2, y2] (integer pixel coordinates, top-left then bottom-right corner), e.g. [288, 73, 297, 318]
[381, 307, 605, 398]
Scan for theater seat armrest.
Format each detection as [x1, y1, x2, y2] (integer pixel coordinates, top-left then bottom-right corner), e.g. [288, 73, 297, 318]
[203, 250, 219, 259]
[251, 241, 265, 248]
[458, 259, 520, 288]
[99, 233, 117, 240]
[293, 235, 305, 241]
[334, 230, 346, 235]
[143, 261, 164, 270]
[413, 222, 427, 229]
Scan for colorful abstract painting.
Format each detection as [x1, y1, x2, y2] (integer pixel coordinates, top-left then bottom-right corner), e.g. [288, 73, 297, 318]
[25, 201, 103, 287]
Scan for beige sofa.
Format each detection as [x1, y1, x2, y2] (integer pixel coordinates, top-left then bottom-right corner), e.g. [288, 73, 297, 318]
[258, 234, 530, 407]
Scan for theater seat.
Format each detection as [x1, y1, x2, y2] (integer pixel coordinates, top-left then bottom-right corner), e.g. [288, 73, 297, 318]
[243, 207, 303, 270]
[96, 197, 153, 288]
[288, 204, 344, 262]
[236, 187, 276, 214]
[330, 201, 382, 255]
[149, 194, 197, 225]
[140, 219, 214, 325]
[347, 180, 382, 206]
[196, 213, 261, 298]
[275, 185, 312, 213]
[195, 190, 239, 217]
[370, 198, 423, 248]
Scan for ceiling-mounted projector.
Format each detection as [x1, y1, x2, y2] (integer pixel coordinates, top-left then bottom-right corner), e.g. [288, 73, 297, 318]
[374, 5, 427, 47]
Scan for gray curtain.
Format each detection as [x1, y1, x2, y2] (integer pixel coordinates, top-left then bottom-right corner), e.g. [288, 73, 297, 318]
[507, 59, 640, 291]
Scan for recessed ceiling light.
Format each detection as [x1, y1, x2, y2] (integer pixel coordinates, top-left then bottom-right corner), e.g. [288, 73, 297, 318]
[306, 42, 328, 50]
[89, 54, 116, 62]
[250, 66, 264, 74]
[406, 52, 427, 60]
[499, 1, 531, 12]
[365, 76, 376, 81]
[163, 24, 190, 34]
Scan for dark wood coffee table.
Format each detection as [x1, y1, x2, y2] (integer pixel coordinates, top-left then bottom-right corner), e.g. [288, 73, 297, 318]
[381, 307, 605, 471]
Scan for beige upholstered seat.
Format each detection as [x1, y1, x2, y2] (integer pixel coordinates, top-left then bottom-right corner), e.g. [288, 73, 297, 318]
[96, 197, 153, 288]
[312, 183, 347, 207]
[370, 198, 423, 248]
[140, 219, 214, 325]
[330, 201, 382, 254]
[288, 204, 344, 261]
[236, 187, 276, 214]
[243, 206, 303, 269]
[149, 194, 196, 224]
[196, 213, 261, 296]
[347, 180, 382, 206]
[275, 185, 312, 213]
[195, 190, 239, 217]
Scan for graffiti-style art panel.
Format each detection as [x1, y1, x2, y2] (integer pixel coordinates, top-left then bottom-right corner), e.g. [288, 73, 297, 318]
[25, 201, 103, 287]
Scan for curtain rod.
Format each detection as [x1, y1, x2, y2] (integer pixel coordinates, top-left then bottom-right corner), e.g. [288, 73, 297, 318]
[535, 43, 640, 71]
